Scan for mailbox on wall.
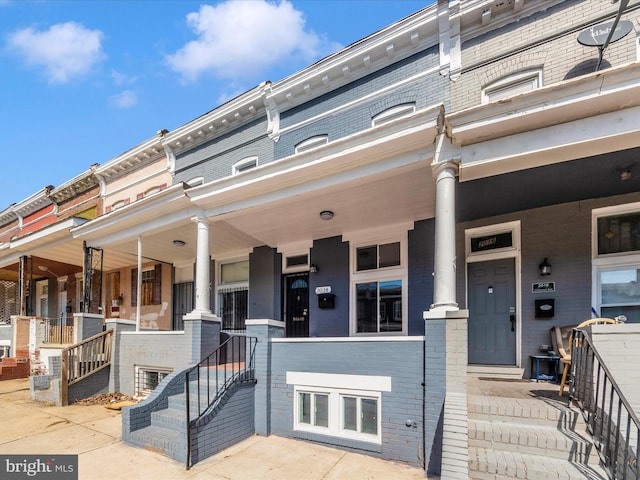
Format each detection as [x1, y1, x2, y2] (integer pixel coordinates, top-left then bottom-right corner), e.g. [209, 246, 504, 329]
[535, 299, 555, 318]
[318, 293, 335, 309]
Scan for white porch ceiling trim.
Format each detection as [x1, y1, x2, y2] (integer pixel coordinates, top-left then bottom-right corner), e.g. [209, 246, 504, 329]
[447, 62, 640, 147]
[187, 105, 442, 215]
[72, 183, 192, 242]
[459, 104, 640, 181]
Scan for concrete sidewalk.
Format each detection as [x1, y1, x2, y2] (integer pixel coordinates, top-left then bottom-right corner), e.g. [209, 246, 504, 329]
[0, 379, 425, 479]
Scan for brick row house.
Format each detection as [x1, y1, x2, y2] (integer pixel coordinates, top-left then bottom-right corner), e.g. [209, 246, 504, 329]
[0, 0, 639, 475]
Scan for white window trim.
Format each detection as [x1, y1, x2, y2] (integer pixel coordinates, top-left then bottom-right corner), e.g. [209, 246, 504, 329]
[481, 69, 542, 104]
[134, 365, 172, 398]
[288, 372, 386, 444]
[350, 231, 408, 336]
[591, 202, 640, 316]
[185, 176, 204, 187]
[295, 135, 328, 154]
[232, 156, 258, 175]
[371, 103, 416, 127]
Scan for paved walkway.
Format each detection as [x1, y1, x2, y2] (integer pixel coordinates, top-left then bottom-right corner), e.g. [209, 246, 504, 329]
[0, 379, 425, 480]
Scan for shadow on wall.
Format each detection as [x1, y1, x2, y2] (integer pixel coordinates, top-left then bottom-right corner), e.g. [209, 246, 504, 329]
[564, 58, 611, 81]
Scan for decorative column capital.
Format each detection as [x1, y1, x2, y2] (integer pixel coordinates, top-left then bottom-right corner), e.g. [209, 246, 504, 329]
[431, 158, 460, 180]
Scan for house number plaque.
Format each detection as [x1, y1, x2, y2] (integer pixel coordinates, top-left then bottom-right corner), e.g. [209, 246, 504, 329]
[532, 282, 555, 293]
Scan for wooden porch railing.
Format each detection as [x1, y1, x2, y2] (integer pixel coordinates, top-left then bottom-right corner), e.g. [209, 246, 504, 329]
[43, 316, 74, 344]
[60, 329, 113, 406]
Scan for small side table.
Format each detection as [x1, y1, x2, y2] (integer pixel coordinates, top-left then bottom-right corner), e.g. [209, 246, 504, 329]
[529, 355, 560, 382]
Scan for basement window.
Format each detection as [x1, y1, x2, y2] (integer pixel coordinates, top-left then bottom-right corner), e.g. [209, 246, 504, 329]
[134, 366, 172, 397]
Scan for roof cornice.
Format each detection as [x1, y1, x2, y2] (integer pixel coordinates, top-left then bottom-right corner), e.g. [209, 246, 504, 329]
[457, 0, 566, 42]
[94, 134, 166, 181]
[12, 187, 53, 219]
[161, 84, 268, 156]
[267, 5, 439, 113]
[49, 166, 100, 203]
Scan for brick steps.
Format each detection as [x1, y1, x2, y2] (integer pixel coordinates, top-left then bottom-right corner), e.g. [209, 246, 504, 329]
[127, 424, 187, 464]
[467, 391, 606, 479]
[0, 357, 30, 380]
[468, 446, 596, 479]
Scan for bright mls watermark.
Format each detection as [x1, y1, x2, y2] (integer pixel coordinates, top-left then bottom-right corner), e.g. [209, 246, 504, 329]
[1, 455, 77, 479]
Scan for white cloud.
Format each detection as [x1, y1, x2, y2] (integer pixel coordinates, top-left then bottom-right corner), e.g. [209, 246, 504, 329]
[7, 22, 104, 83]
[166, 0, 333, 83]
[111, 70, 138, 86]
[109, 90, 137, 109]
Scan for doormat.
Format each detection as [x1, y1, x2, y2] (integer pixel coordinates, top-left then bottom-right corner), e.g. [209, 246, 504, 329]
[477, 377, 530, 382]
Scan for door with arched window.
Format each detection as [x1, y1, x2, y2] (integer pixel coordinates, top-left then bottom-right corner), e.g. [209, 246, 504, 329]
[284, 273, 309, 338]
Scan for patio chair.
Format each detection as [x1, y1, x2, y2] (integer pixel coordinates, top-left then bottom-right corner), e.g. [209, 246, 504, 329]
[556, 317, 616, 396]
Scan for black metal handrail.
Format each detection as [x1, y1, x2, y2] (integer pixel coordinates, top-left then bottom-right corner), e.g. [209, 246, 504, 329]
[185, 335, 257, 469]
[571, 328, 640, 479]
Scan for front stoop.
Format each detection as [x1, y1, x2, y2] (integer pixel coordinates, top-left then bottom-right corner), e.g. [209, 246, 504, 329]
[467, 392, 607, 479]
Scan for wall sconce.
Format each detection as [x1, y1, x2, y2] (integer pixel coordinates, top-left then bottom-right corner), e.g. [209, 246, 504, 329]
[309, 264, 318, 273]
[538, 258, 551, 276]
[118, 293, 124, 305]
[319, 210, 334, 221]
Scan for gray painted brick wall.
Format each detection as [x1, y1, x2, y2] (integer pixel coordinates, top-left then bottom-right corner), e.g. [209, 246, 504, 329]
[190, 382, 255, 464]
[268, 339, 424, 467]
[452, 0, 640, 112]
[174, 117, 272, 184]
[457, 191, 640, 378]
[276, 47, 444, 159]
[117, 331, 188, 396]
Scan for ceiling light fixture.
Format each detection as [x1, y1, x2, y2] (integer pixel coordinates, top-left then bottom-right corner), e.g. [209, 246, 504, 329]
[319, 210, 334, 221]
[173, 240, 186, 247]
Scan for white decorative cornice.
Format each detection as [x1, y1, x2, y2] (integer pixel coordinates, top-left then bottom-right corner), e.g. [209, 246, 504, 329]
[12, 187, 54, 226]
[266, 4, 439, 114]
[94, 134, 166, 182]
[456, 0, 566, 42]
[49, 165, 99, 204]
[162, 84, 268, 155]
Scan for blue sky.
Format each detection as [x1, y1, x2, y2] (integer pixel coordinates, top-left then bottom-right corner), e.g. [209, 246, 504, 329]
[0, 0, 428, 210]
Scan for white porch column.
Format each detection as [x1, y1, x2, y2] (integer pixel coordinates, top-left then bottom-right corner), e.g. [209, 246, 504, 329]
[431, 160, 459, 311]
[193, 216, 211, 313]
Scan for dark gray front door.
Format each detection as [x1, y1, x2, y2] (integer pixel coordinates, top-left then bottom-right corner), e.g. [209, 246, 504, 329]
[468, 258, 516, 365]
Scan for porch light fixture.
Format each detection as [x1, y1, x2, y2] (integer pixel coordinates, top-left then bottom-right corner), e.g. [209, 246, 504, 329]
[173, 239, 186, 247]
[538, 258, 551, 276]
[319, 210, 334, 221]
[37, 265, 60, 277]
[309, 264, 318, 273]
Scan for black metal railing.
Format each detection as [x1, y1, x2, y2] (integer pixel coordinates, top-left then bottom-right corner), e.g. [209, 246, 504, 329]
[185, 335, 257, 469]
[571, 328, 640, 479]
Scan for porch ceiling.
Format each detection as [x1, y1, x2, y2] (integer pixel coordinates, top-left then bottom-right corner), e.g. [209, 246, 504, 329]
[91, 160, 435, 270]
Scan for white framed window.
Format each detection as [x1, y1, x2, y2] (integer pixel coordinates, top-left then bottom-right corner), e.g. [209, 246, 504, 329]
[593, 202, 640, 323]
[350, 233, 407, 335]
[288, 372, 387, 444]
[134, 365, 172, 397]
[233, 156, 258, 175]
[295, 135, 328, 154]
[482, 69, 542, 104]
[217, 259, 249, 331]
[371, 103, 416, 127]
